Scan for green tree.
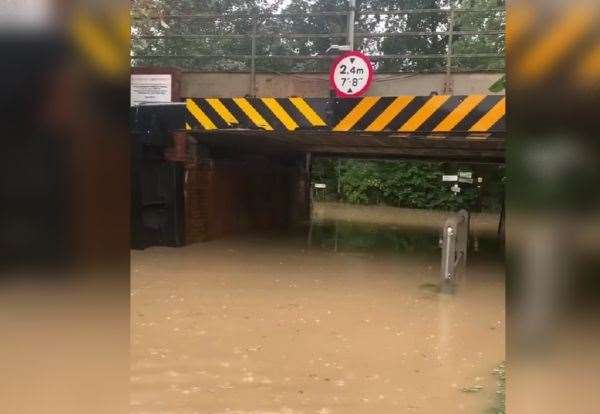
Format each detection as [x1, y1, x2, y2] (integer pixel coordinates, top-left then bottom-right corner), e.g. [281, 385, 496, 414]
[452, 0, 505, 71]
[313, 159, 496, 210]
[131, 0, 285, 71]
[367, 0, 449, 72]
[132, 0, 505, 73]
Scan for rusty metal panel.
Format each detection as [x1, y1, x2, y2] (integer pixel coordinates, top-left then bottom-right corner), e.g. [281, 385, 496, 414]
[183, 159, 298, 243]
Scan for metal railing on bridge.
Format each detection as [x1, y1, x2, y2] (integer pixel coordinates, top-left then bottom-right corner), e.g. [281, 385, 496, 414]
[131, 4, 505, 94]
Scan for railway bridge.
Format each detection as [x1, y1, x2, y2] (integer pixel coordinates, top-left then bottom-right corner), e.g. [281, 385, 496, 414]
[130, 72, 505, 248]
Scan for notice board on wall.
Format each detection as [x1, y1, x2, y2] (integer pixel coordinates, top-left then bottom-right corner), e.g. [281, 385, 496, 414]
[130, 74, 173, 106]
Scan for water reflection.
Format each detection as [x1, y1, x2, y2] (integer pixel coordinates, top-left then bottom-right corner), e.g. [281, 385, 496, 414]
[307, 219, 503, 258]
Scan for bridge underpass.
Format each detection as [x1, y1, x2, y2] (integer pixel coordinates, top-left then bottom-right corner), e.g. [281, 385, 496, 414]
[130, 97, 506, 412]
[130, 89, 506, 412]
[131, 94, 505, 248]
[129, 0, 508, 406]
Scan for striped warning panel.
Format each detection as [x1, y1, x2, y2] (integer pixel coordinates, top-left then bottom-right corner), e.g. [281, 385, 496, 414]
[185, 97, 329, 132]
[185, 96, 505, 134]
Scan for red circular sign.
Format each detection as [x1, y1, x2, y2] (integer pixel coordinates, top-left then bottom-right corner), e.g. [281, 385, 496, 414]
[329, 51, 374, 98]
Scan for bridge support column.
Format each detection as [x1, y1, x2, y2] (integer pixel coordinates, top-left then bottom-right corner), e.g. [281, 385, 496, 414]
[289, 153, 312, 226]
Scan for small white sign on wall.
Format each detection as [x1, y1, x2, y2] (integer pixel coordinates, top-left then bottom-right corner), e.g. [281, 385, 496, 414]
[443, 175, 458, 182]
[131, 74, 172, 106]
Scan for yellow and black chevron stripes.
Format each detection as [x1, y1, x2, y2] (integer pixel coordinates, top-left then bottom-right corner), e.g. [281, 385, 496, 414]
[365, 96, 414, 132]
[186, 99, 217, 130]
[399, 95, 450, 132]
[434, 95, 486, 132]
[514, 6, 596, 84]
[70, 8, 130, 79]
[289, 98, 327, 127]
[333, 97, 380, 131]
[185, 96, 506, 134]
[233, 98, 274, 130]
[508, 3, 600, 88]
[468, 97, 506, 132]
[186, 97, 330, 132]
[206, 99, 238, 126]
[261, 98, 298, 131]
[330, 95, 505, 133]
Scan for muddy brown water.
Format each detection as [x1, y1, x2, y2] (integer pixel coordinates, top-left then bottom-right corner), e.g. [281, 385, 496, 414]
[131, 208, 505, 414]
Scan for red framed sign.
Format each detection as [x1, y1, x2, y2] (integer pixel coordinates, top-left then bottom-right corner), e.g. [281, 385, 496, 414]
[329, 51, 374, 98]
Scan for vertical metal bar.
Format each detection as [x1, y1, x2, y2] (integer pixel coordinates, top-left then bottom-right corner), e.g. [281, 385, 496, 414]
[334, 221, 339, 252]
[250, 17, 257, 97]
[498, 189, 506, 241]
[348, 0, 356, 50]
[457, 209, 469, 278]
[444, 7, 455, 94]
[307, 220, 314, 248]
[306, 152, 313, 222]
[441, 223, 457, 282]
[337, 159, 341, 196]
[440, 211, 470, 291]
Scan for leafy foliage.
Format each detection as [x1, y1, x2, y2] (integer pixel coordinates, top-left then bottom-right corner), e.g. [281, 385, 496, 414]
[312, 158, 504, 212]
[452, 0, 506, 71]
[489, 74, 506, 92]
[131, 0, 505, 73]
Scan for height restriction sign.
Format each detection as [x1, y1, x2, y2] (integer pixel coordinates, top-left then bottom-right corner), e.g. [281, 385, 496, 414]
[329, 51, 374, 98]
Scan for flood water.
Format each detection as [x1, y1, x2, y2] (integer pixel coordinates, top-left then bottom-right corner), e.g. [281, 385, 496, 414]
[131, 207, 505, 414]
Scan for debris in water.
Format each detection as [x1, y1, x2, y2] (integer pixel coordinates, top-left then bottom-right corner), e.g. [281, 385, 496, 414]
[461, 385, 484, 393]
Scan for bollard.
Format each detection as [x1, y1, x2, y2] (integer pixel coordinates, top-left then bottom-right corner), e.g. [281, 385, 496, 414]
[440, 210, 470, 293]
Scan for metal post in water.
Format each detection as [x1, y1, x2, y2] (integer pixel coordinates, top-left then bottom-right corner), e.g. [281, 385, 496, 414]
[457, 209, 470, 282]
[440, 210, 470, 293]
[337, 158, 341, 196]
[441, 224, 457, 281]
[334, 221, 339, 252]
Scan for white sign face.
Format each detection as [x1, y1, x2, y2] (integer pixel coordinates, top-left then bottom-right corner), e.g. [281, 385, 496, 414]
[330, 52, 373, 97]
[443, 175, 459, 182]
[131, 74, 172, 106]
[314, 183, 327, 189]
